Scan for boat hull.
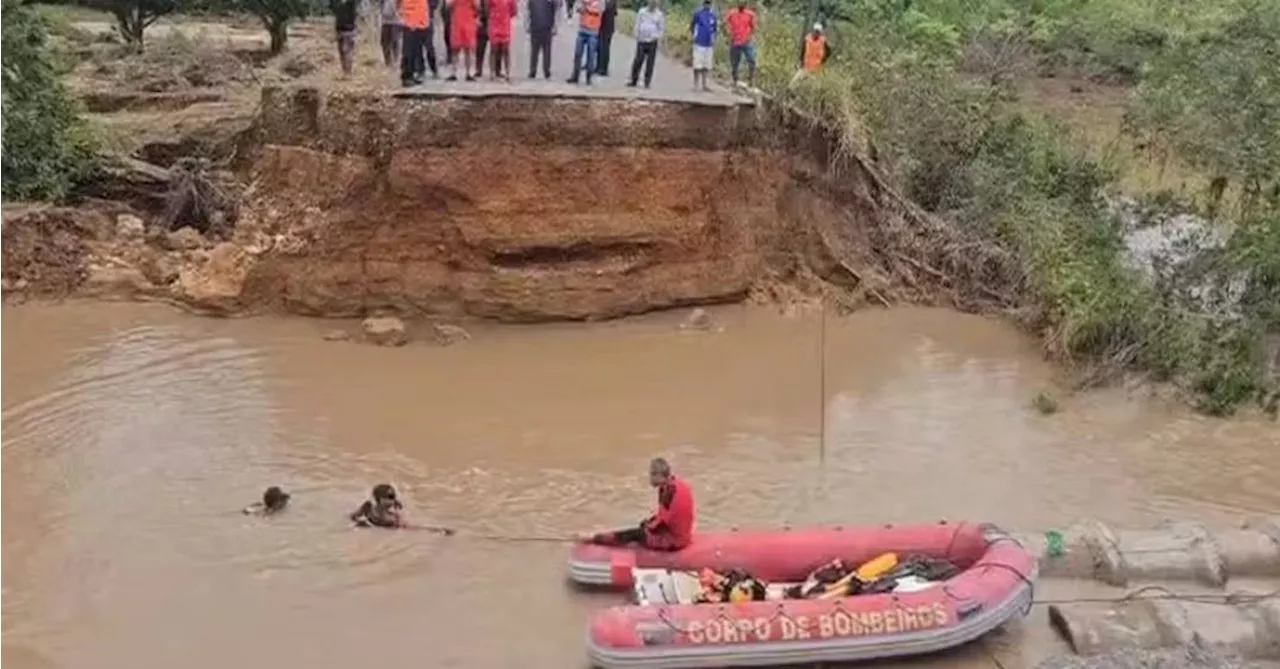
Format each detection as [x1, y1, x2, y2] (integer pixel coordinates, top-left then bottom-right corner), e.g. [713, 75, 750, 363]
[579, 523, 1038, 669]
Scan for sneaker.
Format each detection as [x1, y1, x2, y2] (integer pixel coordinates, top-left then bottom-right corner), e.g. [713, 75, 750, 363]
[626, 81, 637, 87]
[566, 77, 579, 84]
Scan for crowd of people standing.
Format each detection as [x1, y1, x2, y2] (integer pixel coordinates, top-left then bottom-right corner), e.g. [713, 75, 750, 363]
[329, 0, 828, 91]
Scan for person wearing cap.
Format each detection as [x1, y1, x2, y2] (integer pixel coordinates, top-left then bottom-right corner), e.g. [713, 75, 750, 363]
[244, 486, 291, 515]
[800, 22, 828, 74]
[577, 457, 696, 551]
[689, 0, 718, 92]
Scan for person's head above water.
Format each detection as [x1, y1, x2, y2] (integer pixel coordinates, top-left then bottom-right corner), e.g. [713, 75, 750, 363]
[648, 457, 673, 488]
[371, 483, 400, 508]
[262, 486, 290, 512]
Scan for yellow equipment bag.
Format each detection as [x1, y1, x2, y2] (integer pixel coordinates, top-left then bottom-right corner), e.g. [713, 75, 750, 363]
[855, 552, 899, 582]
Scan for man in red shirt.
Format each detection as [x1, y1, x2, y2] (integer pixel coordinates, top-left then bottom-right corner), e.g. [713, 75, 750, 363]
[579, 458, 696, 551]
[724, 1, 757, 88]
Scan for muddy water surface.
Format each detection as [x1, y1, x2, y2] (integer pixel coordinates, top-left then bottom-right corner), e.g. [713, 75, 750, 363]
[3, 303, 1277, 669]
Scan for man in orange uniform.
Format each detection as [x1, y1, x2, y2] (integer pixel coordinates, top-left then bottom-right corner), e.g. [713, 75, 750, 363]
[724, 1, 757, 88]
[579, 458, 696, 551]
[800, 22, 828, 74]
[400, 0, 432, 86]
[567, 0, 602, 84]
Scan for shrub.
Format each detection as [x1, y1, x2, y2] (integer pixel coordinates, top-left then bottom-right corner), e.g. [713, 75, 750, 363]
[2, 0, 98, 202]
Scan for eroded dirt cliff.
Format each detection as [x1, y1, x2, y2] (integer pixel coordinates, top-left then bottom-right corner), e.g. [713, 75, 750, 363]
[4, 86, 1020, 320]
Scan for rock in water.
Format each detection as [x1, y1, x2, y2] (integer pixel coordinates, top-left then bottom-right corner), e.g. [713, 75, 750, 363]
[362, 317, 408, 346]
[174, 242, 252, 313]
[428, 323, 471, 346]
[681, 307, 714, 331]
[322, 329, 351, 342]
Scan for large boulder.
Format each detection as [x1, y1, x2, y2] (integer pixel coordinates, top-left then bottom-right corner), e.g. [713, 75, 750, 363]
[174, 242, 253, 313]
[428, 323, 471, 346]
[362, 316, 408, 347]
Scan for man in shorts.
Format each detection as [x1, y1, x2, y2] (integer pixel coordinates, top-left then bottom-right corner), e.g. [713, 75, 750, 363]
[724, 0, 756, 88]
[689, 0, 717, 91]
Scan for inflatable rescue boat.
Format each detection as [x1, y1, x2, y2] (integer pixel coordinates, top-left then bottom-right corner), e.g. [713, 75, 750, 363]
[577, 522, 1037, 668]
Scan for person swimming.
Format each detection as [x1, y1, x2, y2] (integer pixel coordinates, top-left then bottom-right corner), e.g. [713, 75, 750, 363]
[243, 486, 291, 515]
[350, 483, 405, 528]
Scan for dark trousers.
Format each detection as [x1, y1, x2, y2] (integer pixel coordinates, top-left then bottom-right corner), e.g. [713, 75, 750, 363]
[595, 23, 614, 74]
[381, 24, 402, 67]
[529, 29, 552, 77]
[425, 23, 440, 74]
[591, 524, 679, 551]
[474, 26, 489, 75]
[629, 40, 657, 86]
[400, 28, 429, 83]
[441, 7, 454, 63]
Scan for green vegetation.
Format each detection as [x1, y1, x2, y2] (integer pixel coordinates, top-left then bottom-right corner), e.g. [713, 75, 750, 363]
[627, 0, 1279, 415]
[2, 0, 98, 202]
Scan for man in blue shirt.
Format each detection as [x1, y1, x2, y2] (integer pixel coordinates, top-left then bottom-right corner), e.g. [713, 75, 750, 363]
[689, 0, 717, 91]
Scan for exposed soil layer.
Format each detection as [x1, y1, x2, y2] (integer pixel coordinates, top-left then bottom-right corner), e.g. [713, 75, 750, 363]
[6, 85, 1017, 321]
[214, 87, 1011, 320]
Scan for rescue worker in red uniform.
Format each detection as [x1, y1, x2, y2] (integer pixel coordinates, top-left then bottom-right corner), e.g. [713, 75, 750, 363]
[578, 457, 695, 551]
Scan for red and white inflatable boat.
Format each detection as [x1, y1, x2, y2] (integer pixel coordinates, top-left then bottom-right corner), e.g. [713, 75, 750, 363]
[573, 522, 1038, 668]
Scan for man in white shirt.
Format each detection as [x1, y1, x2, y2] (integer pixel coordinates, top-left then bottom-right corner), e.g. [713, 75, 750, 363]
[627, 0, 665, 88]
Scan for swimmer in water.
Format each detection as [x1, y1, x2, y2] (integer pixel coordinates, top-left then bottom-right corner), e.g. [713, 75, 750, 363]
[244, 486, 291, 515]
[350, 483, 405, 527]
[349, 483, 455, 534]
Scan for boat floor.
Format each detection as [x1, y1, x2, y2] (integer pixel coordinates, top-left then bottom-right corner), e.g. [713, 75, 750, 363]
[631, 568, 940, 607]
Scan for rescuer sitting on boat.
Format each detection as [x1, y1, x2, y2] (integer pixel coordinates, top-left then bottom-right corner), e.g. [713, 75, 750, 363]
[243, 486, 291, 515]
[578, 457, 695, 551]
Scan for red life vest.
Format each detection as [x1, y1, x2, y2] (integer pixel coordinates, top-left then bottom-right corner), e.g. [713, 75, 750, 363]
[579, 0, 602, 32]
[401, 0, 429, 29]
[645, 475, 695, 550]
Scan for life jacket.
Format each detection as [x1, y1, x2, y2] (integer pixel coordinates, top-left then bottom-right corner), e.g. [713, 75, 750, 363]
[401, 0, 430, 29]
[579, 0, 602, 33]
[696, 568, 767, 603]
[787, 559, 863, 599]
[802, 33, 826, 73]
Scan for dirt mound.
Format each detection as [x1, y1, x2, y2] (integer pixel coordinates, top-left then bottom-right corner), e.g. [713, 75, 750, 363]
[1, 206, 112, 299]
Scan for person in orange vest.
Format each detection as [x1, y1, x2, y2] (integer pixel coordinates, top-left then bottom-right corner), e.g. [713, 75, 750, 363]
[400, 0, 433, 86]
[567, 0, 603, 85]
[799, 22, 829, 75]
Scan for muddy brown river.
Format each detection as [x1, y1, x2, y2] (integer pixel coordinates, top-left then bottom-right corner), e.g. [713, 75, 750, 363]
[3, 303, 1277, 669]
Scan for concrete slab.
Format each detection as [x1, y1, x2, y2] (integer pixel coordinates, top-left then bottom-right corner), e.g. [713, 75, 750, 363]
[392, 11, 754, 107]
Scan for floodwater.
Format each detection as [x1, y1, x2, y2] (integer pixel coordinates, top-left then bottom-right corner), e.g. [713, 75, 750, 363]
[3, 302, 1277, 669]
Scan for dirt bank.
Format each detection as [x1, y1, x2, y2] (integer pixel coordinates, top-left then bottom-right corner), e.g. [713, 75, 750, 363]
[2, 13, 1018, 322]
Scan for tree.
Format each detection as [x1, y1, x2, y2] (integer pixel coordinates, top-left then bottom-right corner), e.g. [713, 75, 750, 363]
[1127, 0, 1280, 215]
[77, 0, 179, 49]
[233, 0, 323, 55]
[2, 0, 97, 202]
